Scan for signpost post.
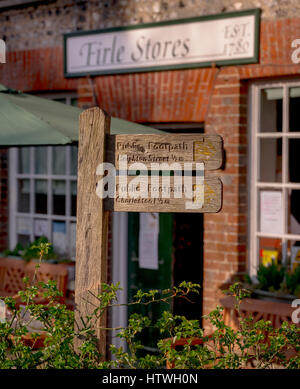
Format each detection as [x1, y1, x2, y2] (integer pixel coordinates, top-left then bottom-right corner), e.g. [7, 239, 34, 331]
[75, 107, 224, 357]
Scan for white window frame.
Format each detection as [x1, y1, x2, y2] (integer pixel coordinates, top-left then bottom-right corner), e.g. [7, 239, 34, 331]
[8, 93, 78, 259]
[249, 79, 300, 278]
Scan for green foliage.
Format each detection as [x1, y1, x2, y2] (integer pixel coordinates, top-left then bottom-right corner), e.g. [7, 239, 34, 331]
[0, 279, 299, 369]
[2, 237, 57, 262]
[252, 263, 300, 296]
[256, 263, 286, 292]
[285, 266, 300, 297]
[0, 244, 299, 369]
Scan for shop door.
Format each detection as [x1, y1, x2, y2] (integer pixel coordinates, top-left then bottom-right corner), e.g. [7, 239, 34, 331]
[127, 123, 204, 350]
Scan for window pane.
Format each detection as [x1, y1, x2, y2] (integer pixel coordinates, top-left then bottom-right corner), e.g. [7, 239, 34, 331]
[53, 180, 66, 215]
[18, 148, 30, 174]
[290, 243, 300, 272]
[17, 217, 31, 237]
[259, 138, 282, 182]
[71, 181, 77, 216]
[289, 189, 300, 235]
[18, 179, 30, 212]
[52, 221, 66, 255]
[259, 190, 283, 235]
[70, 145, 78, 175]
[34, 219, 49, 239]
[289, 87, 300, 132]
[279, 241, 300, 272]
[289, 138, 300, 182]
[70, 222, 76, 259]
[35, 147, 48, 174]
[260, 88, 282, 132]
[17, 234, 30, 247]
[52, 146, 66, 175]
[35, 180, 47, 214]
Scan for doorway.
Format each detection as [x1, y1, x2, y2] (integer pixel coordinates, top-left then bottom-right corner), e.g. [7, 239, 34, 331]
[126, 123, 205, 350]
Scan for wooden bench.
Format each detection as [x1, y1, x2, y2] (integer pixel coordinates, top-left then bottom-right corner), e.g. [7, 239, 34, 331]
[0, 257, 68, 304]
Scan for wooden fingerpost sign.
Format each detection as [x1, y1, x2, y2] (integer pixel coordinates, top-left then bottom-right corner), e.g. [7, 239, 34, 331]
[75, 107, 224, 357]
[75, 108, 110, 356]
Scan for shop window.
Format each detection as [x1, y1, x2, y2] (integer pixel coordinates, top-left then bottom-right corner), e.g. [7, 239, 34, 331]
[250, 81, 300, 277]
[9, 94, 78, 259]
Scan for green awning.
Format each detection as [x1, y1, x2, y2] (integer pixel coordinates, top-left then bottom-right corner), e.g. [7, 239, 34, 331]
[0, 84, 163, 146]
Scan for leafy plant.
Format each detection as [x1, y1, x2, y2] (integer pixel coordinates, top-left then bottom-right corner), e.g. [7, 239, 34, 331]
[0, 243, 299, 369]
[256, 263, 286, 292]
[246, 263, 300, 296]
[285, 266, 300, 297]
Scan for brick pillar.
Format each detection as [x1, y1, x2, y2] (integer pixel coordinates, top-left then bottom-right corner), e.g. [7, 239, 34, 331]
[77, 77, 97, 109]
[0, 148, 8, 252]
[203, 67, 248, 331]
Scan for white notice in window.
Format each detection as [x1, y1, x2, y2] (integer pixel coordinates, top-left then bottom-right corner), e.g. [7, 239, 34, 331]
[139, 213, 159, 270]
[260, 191, 283, 235]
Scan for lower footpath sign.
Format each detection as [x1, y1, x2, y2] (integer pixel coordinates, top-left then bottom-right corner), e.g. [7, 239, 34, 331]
[104, 175, 222, 213]
[75, 108, 224, 357]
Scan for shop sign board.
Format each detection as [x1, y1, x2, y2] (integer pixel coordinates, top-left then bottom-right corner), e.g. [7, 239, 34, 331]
[64, 9, 260, 77]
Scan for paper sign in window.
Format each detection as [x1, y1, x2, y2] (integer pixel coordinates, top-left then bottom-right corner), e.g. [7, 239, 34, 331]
[260, 191, 283, 235]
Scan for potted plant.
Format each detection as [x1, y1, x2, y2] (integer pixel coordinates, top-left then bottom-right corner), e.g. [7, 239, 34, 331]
[244, 263, 300, 303]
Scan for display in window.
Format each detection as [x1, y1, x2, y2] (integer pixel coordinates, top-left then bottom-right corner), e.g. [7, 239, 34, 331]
[291, 246, 300, 271]
[260, 249, 279, 267]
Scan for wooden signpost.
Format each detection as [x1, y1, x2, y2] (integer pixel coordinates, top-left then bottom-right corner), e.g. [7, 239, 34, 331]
[75, 107, 224, 356]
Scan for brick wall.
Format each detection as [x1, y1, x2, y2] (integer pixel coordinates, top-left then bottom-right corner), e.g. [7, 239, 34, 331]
[0, 13, 300, 331]
[1, 1, 300, 53]
[202, 68, 248, 330]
